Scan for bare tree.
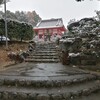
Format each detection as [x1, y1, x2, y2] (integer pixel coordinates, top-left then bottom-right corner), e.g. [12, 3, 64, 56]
[95, 10, 100, 21]
[0, 0, 3, 4]
[0, 0, 9, 5]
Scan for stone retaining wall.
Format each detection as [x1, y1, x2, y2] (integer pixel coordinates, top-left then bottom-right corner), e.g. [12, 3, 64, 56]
[0, 75, 96, 88]
[0, 84, 100, 100]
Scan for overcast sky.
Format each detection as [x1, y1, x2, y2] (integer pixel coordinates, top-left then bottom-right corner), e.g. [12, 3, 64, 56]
[0, 0, 100, 26]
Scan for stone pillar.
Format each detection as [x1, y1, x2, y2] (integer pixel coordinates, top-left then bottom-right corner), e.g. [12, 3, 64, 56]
[61, 50, 69, 65]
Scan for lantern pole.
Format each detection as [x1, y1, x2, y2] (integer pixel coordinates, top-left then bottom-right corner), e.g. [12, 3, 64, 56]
[4, 0, 8, 49]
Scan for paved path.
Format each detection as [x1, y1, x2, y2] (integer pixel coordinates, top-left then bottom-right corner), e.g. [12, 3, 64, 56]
[0, 42, 100, 100]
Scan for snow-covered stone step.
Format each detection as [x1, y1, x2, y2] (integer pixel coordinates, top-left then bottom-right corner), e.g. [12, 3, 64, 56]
[27, 56, 59, 59]
[35, 51, 57, 53]
[36, 46, 56, 49]
[30, 53, 58, 56]
[25, 58, 60, 63]
[35, 48, 57, 51]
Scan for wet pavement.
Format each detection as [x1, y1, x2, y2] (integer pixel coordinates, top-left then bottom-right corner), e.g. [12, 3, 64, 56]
[0, 62, 91, 78]
[0, 62, 100, 100]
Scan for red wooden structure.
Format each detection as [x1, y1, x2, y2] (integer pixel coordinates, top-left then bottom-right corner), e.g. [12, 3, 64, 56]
[34, 18, 66, 41]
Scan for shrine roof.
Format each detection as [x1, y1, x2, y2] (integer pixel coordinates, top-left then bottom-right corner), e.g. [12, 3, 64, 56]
[34, 18, 64, 29]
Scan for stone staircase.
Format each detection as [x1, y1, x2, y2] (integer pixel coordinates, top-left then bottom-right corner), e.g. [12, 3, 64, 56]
[25, 42, 60, 63]
[0, 42, 100, 100]
[0, 77, 100, 100]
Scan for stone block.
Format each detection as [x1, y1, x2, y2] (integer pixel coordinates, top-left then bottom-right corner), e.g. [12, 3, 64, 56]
[37, 94, 49, 100]
[52, 94, 62, 100]
[0, 79, 4, 85]
[28, 93, 38, 100]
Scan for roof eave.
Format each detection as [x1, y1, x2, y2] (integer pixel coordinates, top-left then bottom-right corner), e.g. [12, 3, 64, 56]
[34, 25, 64, 29]
[34, 25, 66, 31]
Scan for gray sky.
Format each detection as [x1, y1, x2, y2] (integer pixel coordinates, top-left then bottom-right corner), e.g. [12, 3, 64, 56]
[0, 0, 100, 26]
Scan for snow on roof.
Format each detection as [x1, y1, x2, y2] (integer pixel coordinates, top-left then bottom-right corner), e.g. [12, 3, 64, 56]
[34, 18, 64, 29]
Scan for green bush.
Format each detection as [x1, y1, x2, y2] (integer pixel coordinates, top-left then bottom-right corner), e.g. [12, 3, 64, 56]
[0, 18, 33, 41]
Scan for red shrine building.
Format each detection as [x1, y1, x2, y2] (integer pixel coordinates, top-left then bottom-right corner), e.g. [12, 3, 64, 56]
[33, 18, 66, 41]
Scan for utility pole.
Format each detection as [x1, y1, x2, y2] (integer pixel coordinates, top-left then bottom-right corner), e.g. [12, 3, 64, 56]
[4, 0, 8, 49]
